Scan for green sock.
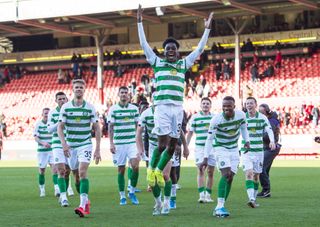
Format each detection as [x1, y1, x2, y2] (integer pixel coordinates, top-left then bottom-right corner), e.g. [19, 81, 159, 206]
[128, 167, 132, 181]
[164, 180, 172, 197]
[39, 174, 45, 185]
[170, 196, 176, 201]
[218, 176, 227, 198]
[65, 177, 69, 190]
[150, 147, 161, 169]
[246, 180, 254, 189]
[157, 150, 173, 171]
[75, 182, 80, 193]
[80, 178, 89, 194]
[118, 173, 125, 192]
[52, 174, 58, 185]
[152, 183, 161, 198]
[225, 180, 232, 200]
[130, 170, 139, 188]
[198, 187, 205, 193]
[254, 182, 259, 191]
[206, 188, 212, 194]
[58, 177, 67, 193]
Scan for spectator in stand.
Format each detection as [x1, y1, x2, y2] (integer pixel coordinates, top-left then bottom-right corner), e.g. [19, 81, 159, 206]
[312, 104, 319, 127]
[191, 61, 200, 78]
[241, 41, 247, 52]
[113, 49, 122, 60]
[188, 78, 196, 92]
[275, 40, 281, 50]
[284, 107, 291, 127]
[223, 59, 231, 80]
[15, 65, 21, 79]
[250, 63, 258, 82]
[217, 42, 224, 54]
[71, 53, 79, 77]
[275, 50, 282, 69]
[129, 79, 137, 95]
[195, 81, 204, 98]
[215, 61, 222, 80]
[141, 74, 150, 96]
[211, 42, 218, 54]
[115, 62, 124, 78]
[132, 86, 147, 105]
[200, 74, 206, 87]
[245, 38, 254, 52]
[203, 83, 211, 98]
[253, 50, 259, 65]
[77, 54, 83, 78]
[57, 69, 65, 84]
[262, 59, 275, 79]
[3, 66, 10, 84]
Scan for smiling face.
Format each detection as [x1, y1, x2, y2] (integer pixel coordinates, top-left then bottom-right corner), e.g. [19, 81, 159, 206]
[222, 99, 235, 118]
[42, 108, 49, 122]
[245, 98, 257, 114]
[164, 42, 179, 63]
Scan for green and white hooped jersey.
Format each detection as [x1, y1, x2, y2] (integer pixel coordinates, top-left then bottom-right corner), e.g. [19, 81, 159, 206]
[189, 112, 214, 148]
[152, 58, 188, 106]
[48, 106, 64, 149]
[208, 110, 247, 150]
[59, 100, 98, 149]
[241, 112, 271, 153]
[33, 120, 52, 152]
[108, 103, 139, 145]
[139, 106, 157, 146]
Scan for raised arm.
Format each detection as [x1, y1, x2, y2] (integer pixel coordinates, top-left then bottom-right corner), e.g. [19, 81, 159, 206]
[185, 12, 213, 69]
[137, 4, 157, 65]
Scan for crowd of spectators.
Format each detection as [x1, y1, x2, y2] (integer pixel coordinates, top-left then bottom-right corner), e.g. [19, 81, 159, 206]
[0, 65, 26, 87]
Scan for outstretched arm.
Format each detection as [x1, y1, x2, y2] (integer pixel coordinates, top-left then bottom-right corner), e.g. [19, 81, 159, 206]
[185, 12, 213, 69]
[137, 4, 157, 65]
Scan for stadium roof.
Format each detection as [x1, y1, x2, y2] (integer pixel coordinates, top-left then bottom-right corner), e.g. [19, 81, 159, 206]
[0, 0, 319, 38]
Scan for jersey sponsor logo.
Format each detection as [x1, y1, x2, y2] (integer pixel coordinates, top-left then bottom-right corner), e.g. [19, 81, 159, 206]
[124, 117, 130, 122]
[250, 128, 256, 133]
[75, 117, 81, 122]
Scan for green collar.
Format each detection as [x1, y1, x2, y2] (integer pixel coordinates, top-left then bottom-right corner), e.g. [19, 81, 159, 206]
[72, 99, 86, 108]
[118, 102, 129, 108]
[223, 112, 235, 121]
[56, 106, 61, 112]
[246, 111, 258, 119]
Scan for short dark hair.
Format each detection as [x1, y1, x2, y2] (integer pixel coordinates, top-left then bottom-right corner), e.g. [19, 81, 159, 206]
[43, 107, 50, 112]
[246, 96, 257, 104]
[118, 86, 128, 92]
[163, 37, 180, 49]
[55, 91, 66, 99]
[201, 97, 211, 104]
[259, 103, 271, 114]
[223, 96, 235, 103]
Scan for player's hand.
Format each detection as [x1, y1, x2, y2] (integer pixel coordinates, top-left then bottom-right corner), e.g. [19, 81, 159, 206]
[42, 142, 51, 148]
[204, 12, 214, 29]
[62, 143, 70, 157]
[243, 141, 250, 153]
[94, 150, 101, 165]
[269, 142, 276, 150]
[183, 147, 190, 160]
[110, 144, 116, 154]
[200, 157, 208, 169]
[137, 4, 143, 22]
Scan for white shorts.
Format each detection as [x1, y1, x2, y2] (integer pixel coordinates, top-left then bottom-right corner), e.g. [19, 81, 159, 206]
[53, 148, 68, 165]
[171, 152, 180, 167]
[194, 147, 216, 167]
[241, 152, 264, 174]
[152, 104, 183, 139]
[68, 145, 92, 170]
[215, 147, 240, 174]
[37, 152, 54, 169]
[113, 143, 137, 166]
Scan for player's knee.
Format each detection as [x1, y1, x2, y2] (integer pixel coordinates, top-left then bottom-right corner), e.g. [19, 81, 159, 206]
[78, 170, 87, 179]
[158, 143, 166, 153]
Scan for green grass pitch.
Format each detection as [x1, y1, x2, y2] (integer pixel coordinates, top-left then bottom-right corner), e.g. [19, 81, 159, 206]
[1, 160, 319, 226]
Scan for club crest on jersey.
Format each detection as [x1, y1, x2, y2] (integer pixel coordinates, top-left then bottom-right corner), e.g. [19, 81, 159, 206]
[170, 69, 177, 76]
[82, 111, 89, 116]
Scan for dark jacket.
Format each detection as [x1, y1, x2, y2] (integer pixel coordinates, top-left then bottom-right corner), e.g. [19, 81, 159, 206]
[263, 111, 280, 148]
